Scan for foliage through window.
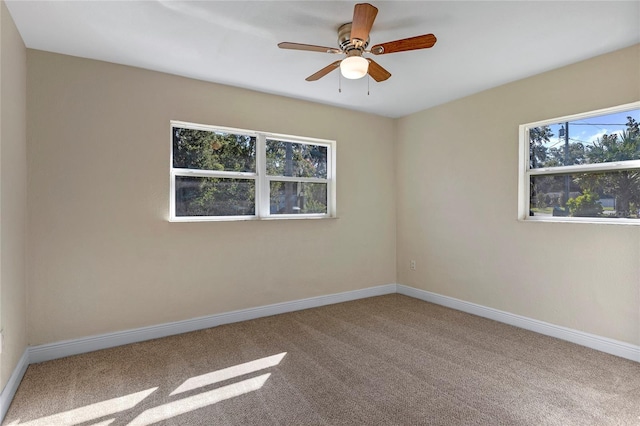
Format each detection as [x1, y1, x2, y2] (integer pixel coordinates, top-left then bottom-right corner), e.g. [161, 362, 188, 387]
[519, 102, 640, 224]
[171, 122, 335, 221]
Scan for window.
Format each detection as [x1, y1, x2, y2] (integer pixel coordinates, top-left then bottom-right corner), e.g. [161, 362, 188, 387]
[170, 121, 336, 221]
[519, 102, 640, 224]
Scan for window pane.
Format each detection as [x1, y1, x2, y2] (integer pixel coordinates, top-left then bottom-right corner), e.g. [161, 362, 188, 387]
[529, 171, 640, 219]
[175, 176, 255, 217]
[529, 109, 639, 169]
[266, 140, 327, 178]
[173, 127, 256, 172]
[270, 181, 327, 214]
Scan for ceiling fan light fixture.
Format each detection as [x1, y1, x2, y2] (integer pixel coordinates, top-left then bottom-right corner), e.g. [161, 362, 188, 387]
[340, 56, 369, 79]
[279, 3, 435, 83]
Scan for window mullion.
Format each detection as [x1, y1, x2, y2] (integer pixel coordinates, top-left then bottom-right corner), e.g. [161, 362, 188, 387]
[173, 169, 257, 179]
[529, 160, 640, 176]
[266, 176, 328, 183]
[257, 134, 269, 217]
[328, 143, 336, 217]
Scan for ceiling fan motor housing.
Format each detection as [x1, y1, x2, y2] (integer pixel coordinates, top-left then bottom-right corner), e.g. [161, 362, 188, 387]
[338, 23, 368, 56]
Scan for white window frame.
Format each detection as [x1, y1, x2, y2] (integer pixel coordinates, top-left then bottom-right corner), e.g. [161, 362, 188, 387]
[170, 120, 336, 222]
[518, 101, 640, 225]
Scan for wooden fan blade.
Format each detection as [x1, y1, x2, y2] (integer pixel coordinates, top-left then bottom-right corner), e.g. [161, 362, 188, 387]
[367, 59, 391, 82]
[370, 34, 437, 55]
[306, 61, 341, 81]
[351, 3, 378, 45]
[278, 42, 341, 54]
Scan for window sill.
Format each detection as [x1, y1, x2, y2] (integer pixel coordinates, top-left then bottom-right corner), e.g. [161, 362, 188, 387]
[169, 215, 338, 223]
[519, 216, 640, 226]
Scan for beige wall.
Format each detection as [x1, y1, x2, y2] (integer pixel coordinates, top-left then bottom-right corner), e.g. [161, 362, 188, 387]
[26, 50, 397, 345]
[22, 41, 640, 349]
[396, 44, 640, 345]
[0, 1, 27, 389]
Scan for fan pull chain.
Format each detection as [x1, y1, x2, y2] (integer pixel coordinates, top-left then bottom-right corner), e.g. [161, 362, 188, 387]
[367, 74, 370, 95]
[338, 72, 342, 93]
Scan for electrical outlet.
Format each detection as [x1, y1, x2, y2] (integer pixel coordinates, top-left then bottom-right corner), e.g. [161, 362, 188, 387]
[410, 260, 416, 270]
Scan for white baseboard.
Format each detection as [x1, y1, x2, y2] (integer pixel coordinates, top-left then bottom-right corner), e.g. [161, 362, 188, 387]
[0, 349, 29, 422]
[23, 283, 640, 365]
[3, 282, 638, 424]
[29, 283, 398, 364]
[396, 284, 640, 363]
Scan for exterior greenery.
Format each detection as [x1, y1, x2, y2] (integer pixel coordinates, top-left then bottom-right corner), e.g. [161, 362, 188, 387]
[566, 190, 604, 217]
[529, 115, 640, 219]
[173, 127, 256, 216]
[266, 140, 327, 214]
[173, 127, 256, 172]
[171, 124, 331, 218]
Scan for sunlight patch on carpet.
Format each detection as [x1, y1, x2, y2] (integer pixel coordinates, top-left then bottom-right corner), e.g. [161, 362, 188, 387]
[7, 353, 286, 425]
[170, 352, 287, 396]
[128, 373, 272, 425]
[8, 388, 157, 426]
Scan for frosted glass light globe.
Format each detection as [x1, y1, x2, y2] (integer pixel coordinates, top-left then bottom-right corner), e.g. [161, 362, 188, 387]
[340, 56, 369, 79]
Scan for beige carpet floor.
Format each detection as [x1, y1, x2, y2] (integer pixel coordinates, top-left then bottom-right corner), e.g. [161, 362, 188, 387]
[3, 294, 640, 425]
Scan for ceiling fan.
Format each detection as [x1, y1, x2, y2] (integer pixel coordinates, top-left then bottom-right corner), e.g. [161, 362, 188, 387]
[278, 3, 437, 82]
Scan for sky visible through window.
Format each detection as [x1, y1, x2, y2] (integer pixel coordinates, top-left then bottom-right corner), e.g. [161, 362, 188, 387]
[540, 109, 639, 153]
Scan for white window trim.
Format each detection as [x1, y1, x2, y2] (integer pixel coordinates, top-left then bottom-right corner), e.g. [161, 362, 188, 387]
[170, 121, 336, 222]
[518, 101, 640, 226]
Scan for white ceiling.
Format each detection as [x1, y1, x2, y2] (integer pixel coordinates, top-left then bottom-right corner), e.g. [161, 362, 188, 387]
[5, 1, 640, 118]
